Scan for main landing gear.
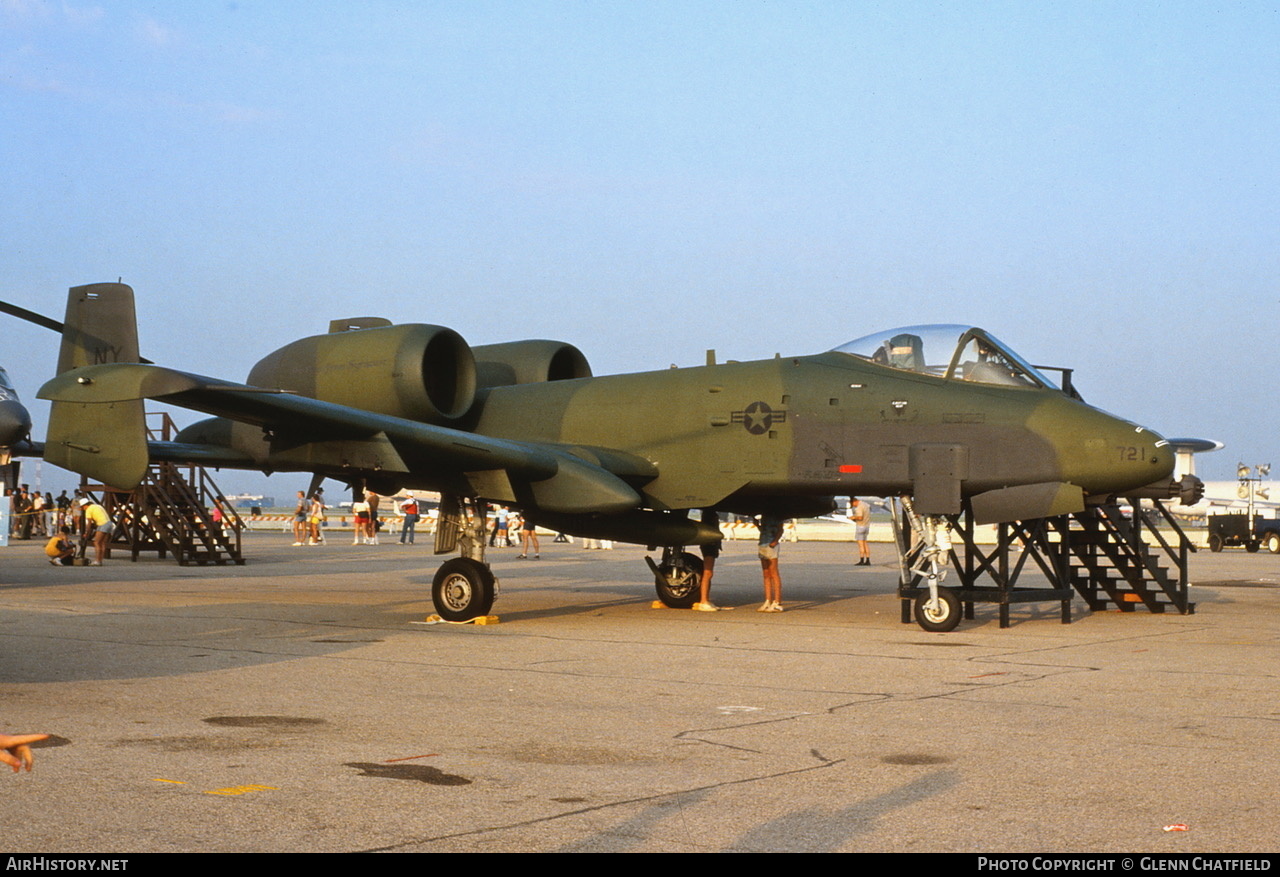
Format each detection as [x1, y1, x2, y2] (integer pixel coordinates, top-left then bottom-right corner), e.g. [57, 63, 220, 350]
[645, 547, 703, 609]
[432, 558, 495, 622]
[430, 495, 498, 621]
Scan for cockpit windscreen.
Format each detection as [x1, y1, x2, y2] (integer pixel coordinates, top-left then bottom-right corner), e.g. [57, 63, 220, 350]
[830, 324, 1059, 390]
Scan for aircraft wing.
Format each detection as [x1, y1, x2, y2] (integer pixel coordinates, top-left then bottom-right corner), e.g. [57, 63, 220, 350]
[38, 363, 648, 515]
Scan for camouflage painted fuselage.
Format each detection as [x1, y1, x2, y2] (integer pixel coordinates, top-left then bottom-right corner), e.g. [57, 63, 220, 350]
[471, 350, 1172, 515]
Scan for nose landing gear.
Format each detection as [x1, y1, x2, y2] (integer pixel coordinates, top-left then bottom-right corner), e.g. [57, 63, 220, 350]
[894, 496, 962, 632]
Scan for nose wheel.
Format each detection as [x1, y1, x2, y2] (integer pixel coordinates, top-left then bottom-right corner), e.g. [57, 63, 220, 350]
[913, 586, 960, 632]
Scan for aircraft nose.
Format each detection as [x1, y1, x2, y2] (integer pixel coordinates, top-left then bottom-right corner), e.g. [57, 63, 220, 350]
[1123, 423, 1175, 487]
[1032, 399, 1174, 497]
[0, 400, 31, 446]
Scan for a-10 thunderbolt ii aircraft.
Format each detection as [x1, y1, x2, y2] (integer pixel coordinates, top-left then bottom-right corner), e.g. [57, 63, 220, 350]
[18, 283, 1198, 630]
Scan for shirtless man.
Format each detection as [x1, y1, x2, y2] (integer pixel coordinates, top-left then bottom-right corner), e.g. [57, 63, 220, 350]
[365, 490, 380, 545]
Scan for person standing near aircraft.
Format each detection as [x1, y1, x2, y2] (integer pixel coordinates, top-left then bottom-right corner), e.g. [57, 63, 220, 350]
[850, 497, 872, 565]
[757, 514, 785, 612]
[14, 485, 31, 540]
[399, 495, 419, 544]
[78, 497, 112, 565]
[31, 490, 45, 537]
[519, 513, 540, 559]
[351, 496, 370, 545]
[308, 489, 326, 545]
[693, 508, 725, 612]
[489, 506, 510, 547]
[55, 490, 71, 530]
[365, 490, 380, 544]
[292, 491, 308, 546]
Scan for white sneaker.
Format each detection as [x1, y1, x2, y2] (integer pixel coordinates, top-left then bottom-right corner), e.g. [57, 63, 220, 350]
[692, 602, 720, 612]
[292, 541, 304, 546]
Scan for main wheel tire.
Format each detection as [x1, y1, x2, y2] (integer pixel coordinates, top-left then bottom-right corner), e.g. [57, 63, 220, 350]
[432, 558, 496, 621]
[1267, 533, 1280, 555]
[1208, 534, 1224, 553]
[654, 552, 703, 609]
[913, 586, 961, 633]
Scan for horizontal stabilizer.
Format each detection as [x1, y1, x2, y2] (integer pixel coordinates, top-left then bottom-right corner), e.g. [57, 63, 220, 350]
[44, 397, 148, 489]
[40, 364, 225, 404]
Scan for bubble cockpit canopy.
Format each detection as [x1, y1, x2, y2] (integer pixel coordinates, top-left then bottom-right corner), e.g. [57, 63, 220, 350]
[830, 325, 1060, 390]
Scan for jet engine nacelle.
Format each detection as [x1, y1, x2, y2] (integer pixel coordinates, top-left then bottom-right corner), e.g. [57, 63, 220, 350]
[247, 323, 477, 424]
[473, 340, 592, 389]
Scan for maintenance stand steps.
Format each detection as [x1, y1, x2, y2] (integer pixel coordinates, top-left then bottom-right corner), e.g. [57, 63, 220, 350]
[78, 413, 244, 566]
[897, 499, 1194, 628]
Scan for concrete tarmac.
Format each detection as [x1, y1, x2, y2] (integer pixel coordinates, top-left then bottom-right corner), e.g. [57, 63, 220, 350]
[2, 534, 1277, 853]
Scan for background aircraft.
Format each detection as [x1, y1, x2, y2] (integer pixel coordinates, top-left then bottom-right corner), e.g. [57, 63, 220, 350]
[1157, 438, 1277, 520]
[11, 284, 1197, 629]
[0, 368, 32, 465]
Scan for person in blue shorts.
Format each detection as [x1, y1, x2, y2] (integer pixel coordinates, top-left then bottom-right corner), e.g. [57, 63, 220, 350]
[851, 497, 872, 565]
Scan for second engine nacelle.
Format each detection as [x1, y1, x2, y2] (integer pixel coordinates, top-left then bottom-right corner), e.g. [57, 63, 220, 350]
[473, 340, 592, 389]
[248, 323, 477, 423]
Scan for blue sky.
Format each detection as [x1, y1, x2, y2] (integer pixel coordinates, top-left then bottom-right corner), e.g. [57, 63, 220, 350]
[2, 0, 1277, 496]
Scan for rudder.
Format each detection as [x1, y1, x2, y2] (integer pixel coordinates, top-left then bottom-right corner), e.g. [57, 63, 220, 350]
[57, 283, 142, 373]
